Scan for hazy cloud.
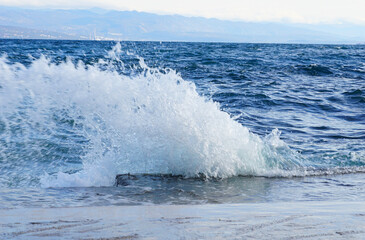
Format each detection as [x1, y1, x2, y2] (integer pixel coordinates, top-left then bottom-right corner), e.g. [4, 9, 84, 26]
[1, 0, 365, 24]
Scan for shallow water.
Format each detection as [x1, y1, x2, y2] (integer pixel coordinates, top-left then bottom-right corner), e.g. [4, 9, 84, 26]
[0, 40, 364, 208]
[2, 173, 365, 208]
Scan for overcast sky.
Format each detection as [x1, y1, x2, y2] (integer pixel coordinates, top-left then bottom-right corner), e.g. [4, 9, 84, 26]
[1, 0, 365, 24]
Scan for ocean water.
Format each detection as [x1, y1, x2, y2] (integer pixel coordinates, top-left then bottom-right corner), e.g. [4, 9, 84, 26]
[0, 39, 364, 208]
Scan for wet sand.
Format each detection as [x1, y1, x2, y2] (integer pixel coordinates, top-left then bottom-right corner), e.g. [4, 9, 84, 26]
[1, 201, 365, 239]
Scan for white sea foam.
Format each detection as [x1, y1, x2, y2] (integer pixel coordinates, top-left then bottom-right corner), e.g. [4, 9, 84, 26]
[0, 45, 307, 188]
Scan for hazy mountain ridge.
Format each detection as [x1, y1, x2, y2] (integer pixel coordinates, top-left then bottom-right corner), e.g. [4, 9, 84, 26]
[0, 6, 364, 43]
[0, 25, 82, 39]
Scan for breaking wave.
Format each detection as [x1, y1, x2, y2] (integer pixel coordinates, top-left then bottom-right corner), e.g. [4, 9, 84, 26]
[0, 43, 362, 188]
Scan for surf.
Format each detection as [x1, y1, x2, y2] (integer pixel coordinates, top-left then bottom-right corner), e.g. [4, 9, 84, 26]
[1, 43, 362, 188]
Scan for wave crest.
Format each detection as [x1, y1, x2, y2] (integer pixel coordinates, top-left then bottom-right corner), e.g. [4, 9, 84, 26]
[1, 44, 307, 188]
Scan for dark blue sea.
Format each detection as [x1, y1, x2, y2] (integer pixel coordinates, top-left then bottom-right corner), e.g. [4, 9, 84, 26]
[0, 39, 364, 208]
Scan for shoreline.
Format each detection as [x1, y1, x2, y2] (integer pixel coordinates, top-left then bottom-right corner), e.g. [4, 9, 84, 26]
[1, 201, 365, 239]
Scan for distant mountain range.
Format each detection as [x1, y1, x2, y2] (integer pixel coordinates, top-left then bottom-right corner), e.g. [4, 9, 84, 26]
[0, 6, 365, 43]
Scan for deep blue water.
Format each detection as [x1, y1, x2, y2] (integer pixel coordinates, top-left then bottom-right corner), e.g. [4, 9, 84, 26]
[0, 39, 364, 207]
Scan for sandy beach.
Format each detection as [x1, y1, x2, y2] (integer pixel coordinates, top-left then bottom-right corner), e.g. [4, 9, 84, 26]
[1, 201, 364, 239]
